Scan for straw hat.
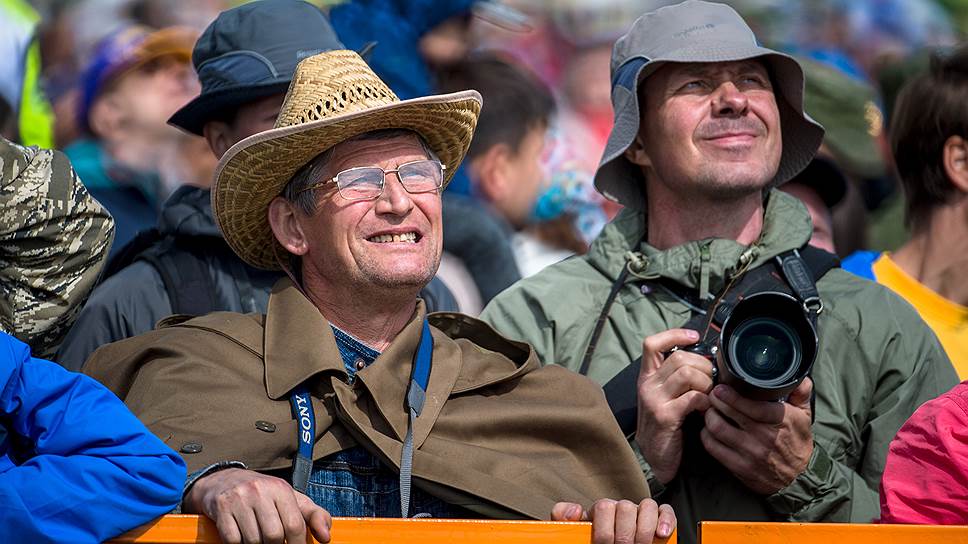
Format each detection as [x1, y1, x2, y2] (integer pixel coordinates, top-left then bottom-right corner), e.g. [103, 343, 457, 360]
[212, 49, 482, 270]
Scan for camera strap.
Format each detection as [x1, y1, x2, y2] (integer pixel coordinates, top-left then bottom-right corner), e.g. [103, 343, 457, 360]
[600, 245, 839, 436]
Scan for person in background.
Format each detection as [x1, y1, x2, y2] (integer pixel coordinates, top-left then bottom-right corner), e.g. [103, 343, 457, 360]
[85, 48, 674, 544]
[438, 54, 581, 277]
[841, 45, 968, 379]
[0, 0, 55, 148]
[779, 57, 887, 255]
[64, 24, 206, 255]
[482, 3, 957, 542]
[57, 0, 457, 372]
[879, 379, 968, 524]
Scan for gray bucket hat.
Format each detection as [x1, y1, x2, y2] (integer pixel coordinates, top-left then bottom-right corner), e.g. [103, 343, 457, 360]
[594, 0, 825, 209]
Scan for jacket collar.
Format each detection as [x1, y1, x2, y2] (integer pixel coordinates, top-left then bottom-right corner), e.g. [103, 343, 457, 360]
[262, 278, 462, 449]
[586, 189, 813, 295]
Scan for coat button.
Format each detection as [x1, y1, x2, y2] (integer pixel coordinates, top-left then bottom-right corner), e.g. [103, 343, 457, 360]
[255, 420, 277, 433]
[354, 358, 366, 371]
[180, 443, 203, 454]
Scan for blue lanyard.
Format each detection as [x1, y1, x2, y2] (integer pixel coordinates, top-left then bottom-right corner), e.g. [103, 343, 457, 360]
[288, 318, 434, 517]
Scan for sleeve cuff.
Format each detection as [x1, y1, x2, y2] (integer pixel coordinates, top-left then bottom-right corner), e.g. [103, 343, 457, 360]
[765, 441, 834, 517]
[176, 460, 247, 513]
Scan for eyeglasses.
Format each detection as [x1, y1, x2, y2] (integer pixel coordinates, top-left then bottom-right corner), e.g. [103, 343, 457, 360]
[298, 159, 446, 202]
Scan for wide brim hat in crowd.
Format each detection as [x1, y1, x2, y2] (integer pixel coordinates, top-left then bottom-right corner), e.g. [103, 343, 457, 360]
[213, 50, 481, 270]
[595, 0, 825, 210]
[79, 25, 196, 133]
[169, 0, 350, 136]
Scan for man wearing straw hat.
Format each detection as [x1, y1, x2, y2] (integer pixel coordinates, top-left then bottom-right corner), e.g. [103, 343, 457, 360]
[482, 1, 956, 542]
[84, 47, 675, 543]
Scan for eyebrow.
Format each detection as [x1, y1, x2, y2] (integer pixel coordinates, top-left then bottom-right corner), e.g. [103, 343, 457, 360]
[677, 61, 766, 78]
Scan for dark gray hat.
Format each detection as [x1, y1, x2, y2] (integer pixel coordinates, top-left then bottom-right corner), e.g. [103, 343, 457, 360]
[168, 0, 345, 135]
[594, 0, 825, 209]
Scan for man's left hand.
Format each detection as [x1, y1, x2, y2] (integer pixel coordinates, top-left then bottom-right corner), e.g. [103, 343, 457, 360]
[700, 378, 814, 495]
[551, 499, 676, 544]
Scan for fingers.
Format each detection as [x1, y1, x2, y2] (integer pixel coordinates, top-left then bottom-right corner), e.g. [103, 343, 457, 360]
[641, 329, 701, 374]
[296, 492, 332, 543]
[655, 356, 715, 397]
[656, 503, 676, 539]
[710, 385, 784, 424]
[634, 500, 659, 544]
[700, 425, 747, 476]
[273, 492, 308, 544]
[550, 502, 585, 521]
[703, 407, 749, 452]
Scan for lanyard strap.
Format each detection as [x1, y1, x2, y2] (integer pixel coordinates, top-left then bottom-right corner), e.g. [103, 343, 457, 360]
[399, 319, 433, 518]
[287, 319, 434, 517]
[289, 386, 315, 494]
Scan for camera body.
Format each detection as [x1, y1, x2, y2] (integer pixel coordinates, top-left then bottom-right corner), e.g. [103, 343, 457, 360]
[683, 291, 818, 401]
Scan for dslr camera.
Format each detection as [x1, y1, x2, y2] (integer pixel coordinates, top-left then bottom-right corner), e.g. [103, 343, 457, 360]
[682, 291, 818, 401]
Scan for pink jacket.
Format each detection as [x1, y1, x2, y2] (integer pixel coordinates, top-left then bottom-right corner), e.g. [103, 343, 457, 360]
[880, 381, 968, 524]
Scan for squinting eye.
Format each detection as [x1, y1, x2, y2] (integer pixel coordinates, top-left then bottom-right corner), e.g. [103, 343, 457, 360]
[681, 80, 705, 90]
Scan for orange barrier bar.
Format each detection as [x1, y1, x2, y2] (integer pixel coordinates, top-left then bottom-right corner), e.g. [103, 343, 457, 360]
[110, 514, 678, 544]
[698, 521, 968, 544]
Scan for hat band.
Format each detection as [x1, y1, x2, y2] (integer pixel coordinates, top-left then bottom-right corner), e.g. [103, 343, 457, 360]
[196, 51, 283, 94]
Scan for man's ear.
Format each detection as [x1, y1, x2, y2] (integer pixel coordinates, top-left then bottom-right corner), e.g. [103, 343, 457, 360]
[88, 96, 122, 139]
[203, 121, 235, 160]
[471, 143, 512, 203]
[623, 133, 652, 168]
[268, 196, 309, 256]
[943, 135, 968, 193]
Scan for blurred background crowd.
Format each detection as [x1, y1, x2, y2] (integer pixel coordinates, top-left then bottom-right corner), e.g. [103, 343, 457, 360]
[2, 0, 966, 314]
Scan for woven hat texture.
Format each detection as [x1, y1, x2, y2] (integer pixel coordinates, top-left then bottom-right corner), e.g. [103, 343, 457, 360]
[213, 49, 481, 269]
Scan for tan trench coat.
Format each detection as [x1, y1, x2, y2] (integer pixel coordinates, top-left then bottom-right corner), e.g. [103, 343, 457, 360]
[84, 278, 648, 519]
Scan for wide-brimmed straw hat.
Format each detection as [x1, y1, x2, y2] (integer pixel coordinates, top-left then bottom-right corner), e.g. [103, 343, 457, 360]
[213, 49, 481, 270]
[595, 0, 825, 209]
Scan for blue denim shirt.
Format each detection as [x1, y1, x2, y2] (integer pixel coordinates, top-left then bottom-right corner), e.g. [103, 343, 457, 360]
[303, 326, 474, 518]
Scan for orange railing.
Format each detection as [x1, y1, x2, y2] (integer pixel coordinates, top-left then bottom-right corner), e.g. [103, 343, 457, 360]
[110, 515, 968, 543]
[109, 515, 663, 544]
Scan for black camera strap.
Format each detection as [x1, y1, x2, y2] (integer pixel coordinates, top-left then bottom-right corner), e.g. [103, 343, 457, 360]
[600, 245, 839, 436]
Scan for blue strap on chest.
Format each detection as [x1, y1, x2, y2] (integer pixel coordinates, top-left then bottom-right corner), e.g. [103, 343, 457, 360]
[289, 386, 315, 494]
[287, 319, 433, 516]
[399, 319, 432, 518]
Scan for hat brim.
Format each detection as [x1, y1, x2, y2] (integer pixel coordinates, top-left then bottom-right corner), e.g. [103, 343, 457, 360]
[594, 42, 825, 210]
[213, 90, 482, 270]
[168, 80, 292, 135]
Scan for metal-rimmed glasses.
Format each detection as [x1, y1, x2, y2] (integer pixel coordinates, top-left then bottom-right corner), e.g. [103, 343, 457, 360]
[297, 159, 446, 202]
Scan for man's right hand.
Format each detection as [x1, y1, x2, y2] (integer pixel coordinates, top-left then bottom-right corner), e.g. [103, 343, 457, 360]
[183, 468, 331, 544]
[635, 329, 716, 484]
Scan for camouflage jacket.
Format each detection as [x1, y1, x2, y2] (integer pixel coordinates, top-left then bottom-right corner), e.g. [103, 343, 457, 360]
[0, 137, 114, 357]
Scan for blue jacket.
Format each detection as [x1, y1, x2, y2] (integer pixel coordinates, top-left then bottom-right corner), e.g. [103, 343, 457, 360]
[0, 332, 185, 542]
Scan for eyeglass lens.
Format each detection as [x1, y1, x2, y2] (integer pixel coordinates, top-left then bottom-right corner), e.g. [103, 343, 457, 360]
[337, 160, 442, 200]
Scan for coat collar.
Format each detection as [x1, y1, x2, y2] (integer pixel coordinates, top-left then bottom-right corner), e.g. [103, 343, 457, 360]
[262, 278, 462, 449]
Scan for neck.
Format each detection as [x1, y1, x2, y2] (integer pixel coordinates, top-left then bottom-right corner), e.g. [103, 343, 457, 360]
[106, 132, 178, 174]
[892, 201, 968, 306]
[646, 184, 764, 250]
[300, 273, 419, 351]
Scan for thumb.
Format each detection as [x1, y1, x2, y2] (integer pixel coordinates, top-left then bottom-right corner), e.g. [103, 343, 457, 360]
[296, 492, 332, 543]
[787, 377, 813, 411]
[550, 502, 585, 521]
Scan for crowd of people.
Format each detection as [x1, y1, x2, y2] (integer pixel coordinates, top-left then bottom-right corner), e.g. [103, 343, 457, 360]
[1, 0, 967, 542]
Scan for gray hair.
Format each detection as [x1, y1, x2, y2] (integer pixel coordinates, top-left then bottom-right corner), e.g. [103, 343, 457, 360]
[282, 129, 439, 215]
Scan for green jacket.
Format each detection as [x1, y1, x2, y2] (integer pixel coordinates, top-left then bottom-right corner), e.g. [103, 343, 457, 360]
[482, 190, 957, 543]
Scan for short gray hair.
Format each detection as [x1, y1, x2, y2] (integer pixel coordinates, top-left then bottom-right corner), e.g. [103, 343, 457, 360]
[282, 129, 439, 215]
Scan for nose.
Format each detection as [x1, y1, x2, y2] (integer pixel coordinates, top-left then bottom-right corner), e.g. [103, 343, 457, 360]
[711, 81, 749, 118]
[374, 171, 415, 216]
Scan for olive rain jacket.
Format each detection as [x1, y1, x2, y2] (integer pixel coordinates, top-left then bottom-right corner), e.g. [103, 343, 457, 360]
[83, 278, 649, 519]
[481, 190, 958, 543]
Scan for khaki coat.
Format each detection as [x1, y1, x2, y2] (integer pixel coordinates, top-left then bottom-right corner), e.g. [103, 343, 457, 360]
[84, 278, 649, 519]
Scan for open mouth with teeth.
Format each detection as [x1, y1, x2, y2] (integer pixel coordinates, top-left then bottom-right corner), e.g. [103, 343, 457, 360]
[367, 232, 420, 244]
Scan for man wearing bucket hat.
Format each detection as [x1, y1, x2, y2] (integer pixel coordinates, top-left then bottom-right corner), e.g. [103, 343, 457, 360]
[83, 46, 676, 544]
[482, 2, 956, 541]
[57, 0, 457, 372]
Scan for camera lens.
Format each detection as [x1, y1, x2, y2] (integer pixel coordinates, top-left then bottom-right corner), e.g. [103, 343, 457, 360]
[727, 317, 802, 387]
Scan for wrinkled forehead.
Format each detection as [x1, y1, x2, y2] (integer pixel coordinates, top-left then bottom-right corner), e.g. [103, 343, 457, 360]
[323, 131, 432, 173]
[638, 58, 774, 103]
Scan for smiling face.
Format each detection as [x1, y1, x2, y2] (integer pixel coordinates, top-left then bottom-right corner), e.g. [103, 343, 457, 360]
[272, 133, 443, 296]
[627, 60, 782, 201]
